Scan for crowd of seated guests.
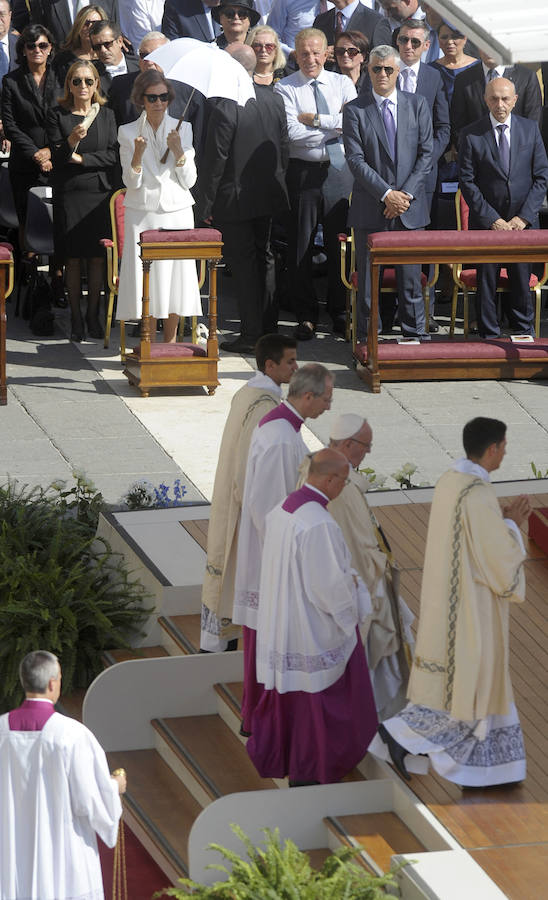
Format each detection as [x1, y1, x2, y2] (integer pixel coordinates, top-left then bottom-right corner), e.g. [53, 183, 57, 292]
[0, 0, 546, 348]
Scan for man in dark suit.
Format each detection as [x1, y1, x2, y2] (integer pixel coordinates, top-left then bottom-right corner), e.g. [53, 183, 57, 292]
[28, 0, 118, 47]
[108, 30, 206, 159]
[162, 0, 222, 42]
[313, 0, 391, 70]
[196, 44, 289, 354]
[343, 44, 433, 341]
[451, 49, 542, 147]
[459, 78, 548, 339]
[89, 20, 139, 96]
[0, 0, 19, 150]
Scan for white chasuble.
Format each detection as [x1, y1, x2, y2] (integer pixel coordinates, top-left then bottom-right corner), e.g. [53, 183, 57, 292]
[0, 712, 121, 900]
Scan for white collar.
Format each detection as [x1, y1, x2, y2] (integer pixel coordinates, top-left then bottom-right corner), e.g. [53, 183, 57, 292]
[25, 697, 54, 704]
[106, 58, 127, 76]
[246, 371, 283, 396]
[452, 457, 490, 482]
[489, 112, 512, 130]
[340, 0, 359, 18]
[482, 61, 505, 79]
[283, 399, 304, 421]
[304, 482, 329, 501]
[372, 87, 397, 106]
[401, 61, 420, 76]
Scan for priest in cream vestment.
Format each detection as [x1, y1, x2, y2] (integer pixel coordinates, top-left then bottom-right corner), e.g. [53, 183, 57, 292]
[298, 413, 414, 720]
[200, 335, 298, 652]
[369, 417, 530, 788]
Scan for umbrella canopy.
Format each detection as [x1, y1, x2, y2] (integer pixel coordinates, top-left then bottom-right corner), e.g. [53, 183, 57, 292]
[146, 37, 256, 106]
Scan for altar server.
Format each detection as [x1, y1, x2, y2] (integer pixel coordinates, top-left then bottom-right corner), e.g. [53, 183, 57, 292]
[0, 650, 125, 900]
[247, 448, 378, 785]
[369, 418, 531, 788]
[200, 334, 298, 652]
[233, 363, 334, 734]
[299, 413, 414, 719]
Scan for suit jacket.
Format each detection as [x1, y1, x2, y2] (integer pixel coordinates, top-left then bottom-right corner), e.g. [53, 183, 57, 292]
[97, 55, 140, 97]
[196, 91, 289, 224]
[162, 0, 220, 42]
[458, 113, 548, 230]
[413, 62, 450, 193]
[47, 103, 118, 193]
[1, 63, 61, 172]
[451, 61, 543, 145]
[28, 0, 118, 47]
[118, 115, 197, 212]
[313, 5, 391, 55]
[343, 89, 433, 230]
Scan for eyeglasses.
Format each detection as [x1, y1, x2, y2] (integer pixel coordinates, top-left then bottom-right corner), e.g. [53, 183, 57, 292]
[222, 8, 250, 19]
[144, 92, 169, 103]
[72, 77, 95, 86]
[91, 38, 116, 50]
[371, 65, 395, 75]
[335, 46, 362, 58]
[397, 35, 423, 48]
[252, 42, 276, 52]
[26, 41, 50, 51]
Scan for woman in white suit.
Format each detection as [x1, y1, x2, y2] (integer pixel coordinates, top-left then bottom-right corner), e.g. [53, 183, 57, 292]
[116, 70, 202, 342]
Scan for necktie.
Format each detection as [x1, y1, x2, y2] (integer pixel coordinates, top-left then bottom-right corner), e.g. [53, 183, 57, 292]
[486, 67, 499, 83]
[335, 10, 344, 36]
[0, 42, 7, 80]
[400, 68, 415, 93]
[319, 0, 328, 13]
[311, 79, 346, 170]
[497, 124, 510, 174]
[382, 98, 396, 159]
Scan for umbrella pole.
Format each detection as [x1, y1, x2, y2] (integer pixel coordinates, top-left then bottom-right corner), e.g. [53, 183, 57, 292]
[160, 88, 196, 164]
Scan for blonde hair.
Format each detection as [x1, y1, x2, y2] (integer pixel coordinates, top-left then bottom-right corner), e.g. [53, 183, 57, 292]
[246, 25, 286, 71]
[295, 27, 327, 52]
[58, 60, 106, 108]
[62, 5, 108, 52]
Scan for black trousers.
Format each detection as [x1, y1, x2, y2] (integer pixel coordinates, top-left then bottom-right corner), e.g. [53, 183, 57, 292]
[476, 262, 533, 337]
[286, 158, 347, 326]
[219, 216, 276, 341]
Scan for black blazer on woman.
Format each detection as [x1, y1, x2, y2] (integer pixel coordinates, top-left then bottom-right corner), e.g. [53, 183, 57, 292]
[47, 104, 118, 193]
[1, 64, 61, 174]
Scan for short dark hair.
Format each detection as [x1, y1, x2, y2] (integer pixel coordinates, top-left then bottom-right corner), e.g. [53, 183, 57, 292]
[90, 19, 121, 40]
[130, 69, 175, 110]
[16, 24, 55, 66]
[255, 334, 297, 372]
[335, 29, 370, 67]
[463, 417, 506, 458]
[399, 18, 430, 39]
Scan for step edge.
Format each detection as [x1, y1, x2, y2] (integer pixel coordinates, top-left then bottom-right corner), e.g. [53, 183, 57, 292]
[157, 615, 198, 655]
[324, 816, 383, 877]
[123, 789, 189, 875]
[152, 717, 220, 801]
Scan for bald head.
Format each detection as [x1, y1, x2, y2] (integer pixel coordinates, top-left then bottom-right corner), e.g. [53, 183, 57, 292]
[308, 448, 349, 501]
[485, 76, 517, 122]
[225, 42, 256, 75]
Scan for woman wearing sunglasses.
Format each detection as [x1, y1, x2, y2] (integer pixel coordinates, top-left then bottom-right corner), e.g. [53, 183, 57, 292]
[212, 0, 259, 50]
[1, 25, 60, 253]
[116, 70, 201, 343]
[53, 5, 108, 86]
[246, 25, 286, 87]
[333, 29, 369, 92]
[47, 61, 117, 341]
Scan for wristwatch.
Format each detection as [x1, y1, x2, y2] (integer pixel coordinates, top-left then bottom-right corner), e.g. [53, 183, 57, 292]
[313, 113, 320, 128]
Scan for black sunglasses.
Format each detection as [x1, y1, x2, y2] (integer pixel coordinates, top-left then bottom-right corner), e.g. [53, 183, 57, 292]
[222, 8, 250, 19]
[335, 46, 361, 58]
[72, 77, 95, 86]
[92, 38, 116, 50]
[371, 65, 395, 75]
[26, 41, 50, 50]
[397, 36, 423, 48]
[83, 18, 100, 27]
[144, 92, 169, 103]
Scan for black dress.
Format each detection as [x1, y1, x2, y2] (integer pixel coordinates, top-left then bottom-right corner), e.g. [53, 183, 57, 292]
[47, 104, 118, 258]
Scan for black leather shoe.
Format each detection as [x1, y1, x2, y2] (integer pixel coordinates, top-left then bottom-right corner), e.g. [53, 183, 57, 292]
[428, 315, 440, 333]
[295, 321, 315, 341]
[378, 723, 411, 781]
[219, 337, 256, 354]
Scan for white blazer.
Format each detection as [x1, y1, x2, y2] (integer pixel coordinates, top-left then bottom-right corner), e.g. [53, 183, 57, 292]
[118, 115, 197, 213]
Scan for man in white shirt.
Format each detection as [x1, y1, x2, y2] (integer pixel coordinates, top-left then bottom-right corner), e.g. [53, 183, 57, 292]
[0, 650, 126, 900]
[268, 0, 333, 59]
[90, 19, 140, 93]
[247, 448, 378, 786]
[275, 27, 356, 341]
[119, 0, 165, 52]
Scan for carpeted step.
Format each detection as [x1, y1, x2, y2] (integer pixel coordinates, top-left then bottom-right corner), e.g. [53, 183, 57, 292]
[324, 812, 426, 876]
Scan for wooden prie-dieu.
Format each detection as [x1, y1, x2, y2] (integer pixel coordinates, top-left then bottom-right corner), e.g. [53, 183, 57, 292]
[356, 230, 548, 392]
[0, 242, 15, 406]
[123, 229, 223, 398]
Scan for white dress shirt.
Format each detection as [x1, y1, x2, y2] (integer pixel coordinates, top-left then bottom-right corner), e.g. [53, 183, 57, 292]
[268, 0, 334, 56]
[119, 0, 165, 52]
[398, 60, 419, 93]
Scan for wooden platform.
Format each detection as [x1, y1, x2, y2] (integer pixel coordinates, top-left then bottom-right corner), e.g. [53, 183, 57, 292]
[374, 491, 548, 900]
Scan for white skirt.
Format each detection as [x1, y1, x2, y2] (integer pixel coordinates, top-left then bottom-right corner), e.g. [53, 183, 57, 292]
[116, 205, 202, 321]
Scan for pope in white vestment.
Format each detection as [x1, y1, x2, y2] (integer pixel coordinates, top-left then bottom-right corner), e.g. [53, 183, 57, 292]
[0, 700, 122, 900]
[370, 425, 529, 788]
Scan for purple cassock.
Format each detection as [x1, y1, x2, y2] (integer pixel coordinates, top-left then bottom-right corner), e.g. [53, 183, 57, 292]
[9, 699, 56, 731]
[246, 485, 379, 784]
[240, 400, 304, 737]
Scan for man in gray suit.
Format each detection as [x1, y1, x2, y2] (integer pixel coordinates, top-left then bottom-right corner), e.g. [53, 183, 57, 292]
[343, 44, 432, 341]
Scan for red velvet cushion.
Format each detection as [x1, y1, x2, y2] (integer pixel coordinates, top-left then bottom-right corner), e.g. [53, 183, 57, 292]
[0, 242, 13, 259]
[459, 194, 470, 230]
[140, 228, 223, 244]
[460, 268, 539, 289]
[368, 230, 548, 250]
[133, 342, 207, 358]
[354, 338, 548, 364]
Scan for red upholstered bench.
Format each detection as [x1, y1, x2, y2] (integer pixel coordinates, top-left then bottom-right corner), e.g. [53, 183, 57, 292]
[122, 228, 223, 397]
[354, 338, 548, 365]
[0, 242, 15, 406]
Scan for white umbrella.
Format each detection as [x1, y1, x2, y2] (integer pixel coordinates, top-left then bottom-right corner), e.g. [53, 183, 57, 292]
[146, 37, 256, 107]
